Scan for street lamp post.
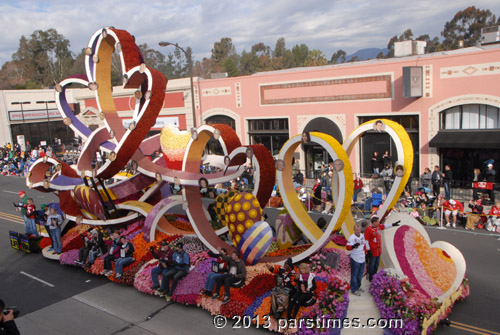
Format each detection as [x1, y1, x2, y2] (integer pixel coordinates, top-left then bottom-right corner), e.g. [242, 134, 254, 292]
[36, 100, 56, 147]
[11, 101, 31, 142]
[158, 41, 196, 128]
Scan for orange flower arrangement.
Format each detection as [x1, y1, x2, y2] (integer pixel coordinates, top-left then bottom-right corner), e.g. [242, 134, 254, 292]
[414, 232, 456, 293]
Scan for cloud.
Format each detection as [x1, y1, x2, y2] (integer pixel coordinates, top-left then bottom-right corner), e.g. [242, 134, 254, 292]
[0, 0, 499, 66]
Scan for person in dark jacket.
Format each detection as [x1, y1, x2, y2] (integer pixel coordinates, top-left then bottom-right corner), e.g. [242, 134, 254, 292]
[268, 258, 297, 319]
[443, 165, 453, 200]
[484, 163, 496, 203]
[114, 236, 135, 279]
[382, 151, 391, 167]
[431, 166, 442, 196]
[76, 228, 97, 266]
[212, 250, 246, 304]
[101, 230, 121, 276]
[158, 242, 190, 300]
[150, 241, 174, 290]
[0, 299, 19, 335]
[371, 152, 383, 175]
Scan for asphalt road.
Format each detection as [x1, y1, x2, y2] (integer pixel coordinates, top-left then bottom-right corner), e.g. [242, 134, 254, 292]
[0, 175, 499, 334]
[0, 175, 110, 315]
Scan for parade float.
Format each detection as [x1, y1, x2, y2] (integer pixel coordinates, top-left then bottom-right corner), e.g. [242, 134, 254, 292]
[27, 27, 468, 334]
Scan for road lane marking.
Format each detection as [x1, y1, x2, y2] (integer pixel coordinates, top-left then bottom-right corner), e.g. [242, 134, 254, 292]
[20, 271, 55, 288]
[0, 212, 24, 224]
[452, 321, 500, 335]
[0, 211, 24, 219]
[3, 190, 20, 194]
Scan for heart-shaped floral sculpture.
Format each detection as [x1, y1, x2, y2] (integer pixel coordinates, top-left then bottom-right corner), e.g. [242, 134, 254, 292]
[381, 213, 466, 302]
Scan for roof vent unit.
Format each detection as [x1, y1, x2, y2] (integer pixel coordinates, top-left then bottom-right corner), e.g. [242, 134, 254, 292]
[394, 40, 427, 57]
[210, 72, 228, 79]
[481, 25, 500, 45]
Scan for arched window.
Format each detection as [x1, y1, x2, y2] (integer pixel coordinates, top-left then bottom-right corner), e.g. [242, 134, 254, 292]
[441, 104, 500, 130]
[205, 115, 235, 130]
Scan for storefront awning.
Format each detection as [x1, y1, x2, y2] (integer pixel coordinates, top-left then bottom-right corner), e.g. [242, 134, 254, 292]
[429, 131, 500, 149]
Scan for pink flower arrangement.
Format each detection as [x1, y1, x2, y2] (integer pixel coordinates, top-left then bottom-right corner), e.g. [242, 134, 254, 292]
[370, 269, 469, 335]
[394, 225, 456, 299]
[133, 261, 158, 295]
[172, 259, 212, 305]
[59, 249, 79, 265]
[310, 248, 351, 283]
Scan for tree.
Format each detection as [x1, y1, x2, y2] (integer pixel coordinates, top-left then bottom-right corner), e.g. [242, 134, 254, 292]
[12, 29, 74, 88]
[291, 44, 309, 67]
[305, 49, 327, 66]
[271, 37, 293, 70]
[385, 28, 414, 58]
[347, 56, 360, 63]
[250, 42, 273, 72]
[441, 6, 499, 50]
[251, 42, 271, 56]
[193, 57, 217, 79]
[330, 49, 346, 64]
[415, 34, 443, 53]
[273, 37, 287, 58]
[239, 50, 259, 75]
[139, 43, 166, 71]
[223, 55, 240, 77]
[211, 37, 235, 64]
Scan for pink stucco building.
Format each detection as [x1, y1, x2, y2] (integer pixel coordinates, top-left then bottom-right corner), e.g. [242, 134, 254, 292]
[196, 43, 500, 182]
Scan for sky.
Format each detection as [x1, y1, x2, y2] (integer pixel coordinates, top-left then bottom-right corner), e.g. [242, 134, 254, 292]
[1, 0, 500, 66]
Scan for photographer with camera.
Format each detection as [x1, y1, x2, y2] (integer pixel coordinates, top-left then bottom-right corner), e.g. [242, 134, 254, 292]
[0, 299, 20, 335]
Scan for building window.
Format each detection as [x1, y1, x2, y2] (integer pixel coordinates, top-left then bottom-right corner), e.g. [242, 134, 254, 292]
[441, 104, 500, 130]
[248, 119, 289, 156]
[206, 115, 235, 130]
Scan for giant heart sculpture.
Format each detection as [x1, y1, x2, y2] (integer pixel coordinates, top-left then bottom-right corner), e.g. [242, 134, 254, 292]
[381, 212, 466, 302]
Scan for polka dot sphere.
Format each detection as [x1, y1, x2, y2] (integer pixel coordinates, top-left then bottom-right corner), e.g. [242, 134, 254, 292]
[225, 192, 263, 248]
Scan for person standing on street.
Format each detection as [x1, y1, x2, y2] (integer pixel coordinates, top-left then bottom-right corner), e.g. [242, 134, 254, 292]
[421, 168, 432, 190]
[14, 191, 31, 235]
[380, 164, 393, 194]
[25, 198, 39, 237]
[382, 151, 391, 167]
[47, 207, 63, 254]
[364, 215, 400, 281]
[353, 174, 364, 202]
[485, 163, 496, 203]
[443, 165, 453, 200]
[347, 223, 367, 296]
[431, 166, 442, 196]
[371, 152, 382, 175]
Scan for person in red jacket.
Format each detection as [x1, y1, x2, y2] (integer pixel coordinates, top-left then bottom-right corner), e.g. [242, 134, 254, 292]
[486, 201, 500, 232]
[353, 173, 364, 203]
[24, 198, 39, 237]
[443, 199, 464, 228]
[364, 215, 400, 281]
